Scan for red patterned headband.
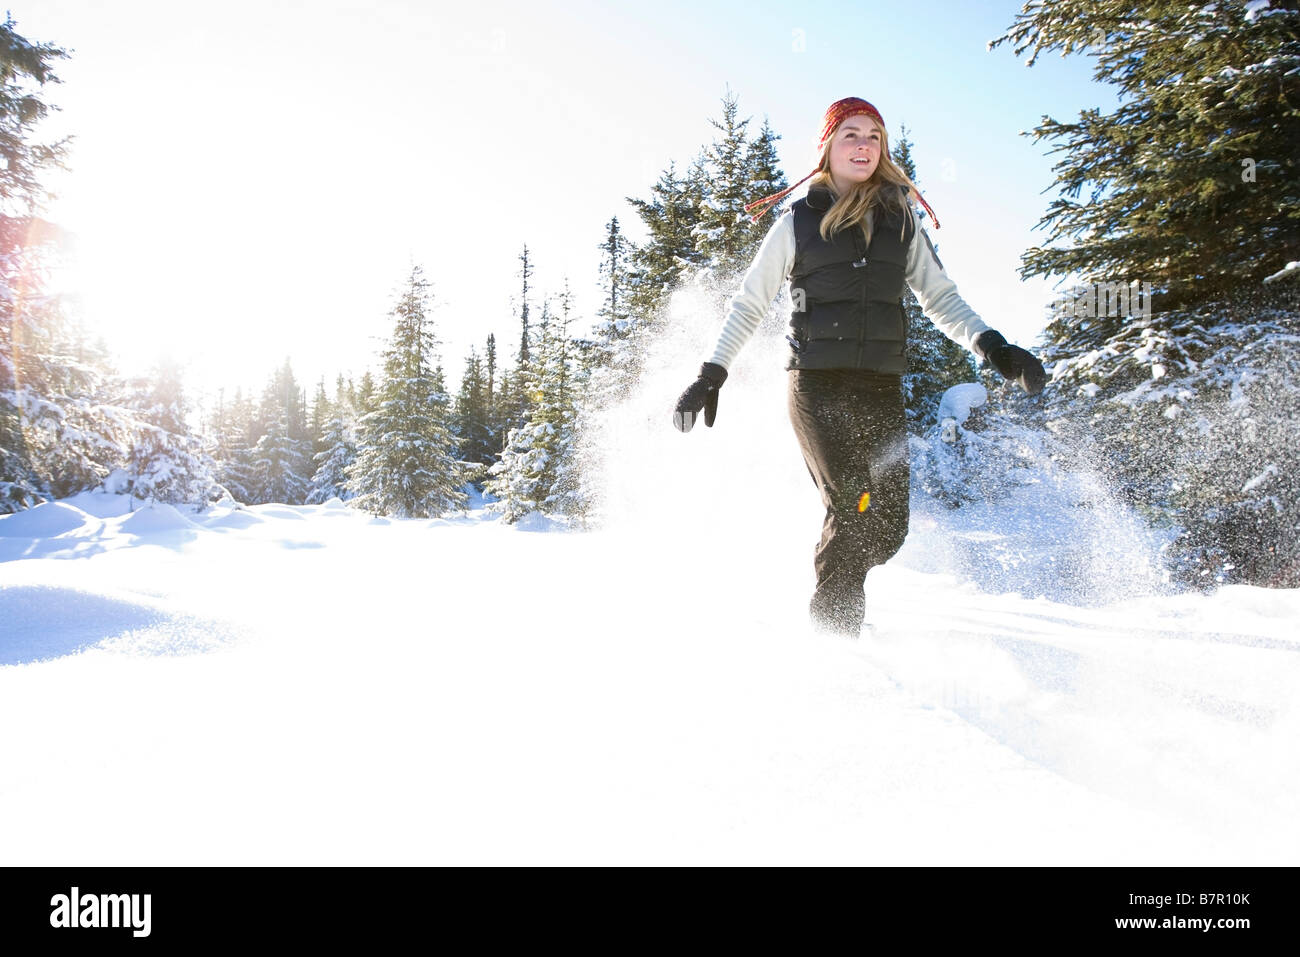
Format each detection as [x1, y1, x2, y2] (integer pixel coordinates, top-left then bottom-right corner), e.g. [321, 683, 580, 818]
[742, 96, 941, 228]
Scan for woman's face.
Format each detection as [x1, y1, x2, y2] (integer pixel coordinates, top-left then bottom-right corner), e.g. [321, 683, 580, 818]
[827, 115, 883, 195]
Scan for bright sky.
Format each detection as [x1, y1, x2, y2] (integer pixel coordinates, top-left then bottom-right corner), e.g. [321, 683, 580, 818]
[21, 0, 1118, 414]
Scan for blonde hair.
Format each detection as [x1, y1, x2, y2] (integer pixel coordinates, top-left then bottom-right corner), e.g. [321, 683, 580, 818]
[812, 121, 919, 247]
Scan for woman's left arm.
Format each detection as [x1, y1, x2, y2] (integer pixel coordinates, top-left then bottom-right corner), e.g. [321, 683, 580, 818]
[902, 207, 991, 353]
[903, 207, 1046, 394]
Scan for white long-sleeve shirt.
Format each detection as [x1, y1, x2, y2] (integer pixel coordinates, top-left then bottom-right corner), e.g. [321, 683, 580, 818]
[706, 204, 992, 371]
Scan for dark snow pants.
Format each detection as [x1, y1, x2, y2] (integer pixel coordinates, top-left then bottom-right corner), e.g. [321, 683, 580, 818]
[787, 369, 910, 634]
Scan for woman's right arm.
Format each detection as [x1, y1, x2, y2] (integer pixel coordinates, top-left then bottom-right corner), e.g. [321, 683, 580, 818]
[705, 210, 796, 372]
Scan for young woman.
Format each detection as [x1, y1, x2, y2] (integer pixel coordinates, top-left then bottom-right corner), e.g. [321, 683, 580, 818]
[673, 96, 1046, 638]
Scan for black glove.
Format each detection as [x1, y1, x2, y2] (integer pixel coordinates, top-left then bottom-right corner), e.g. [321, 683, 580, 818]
[673, 362, 729, 432]
[973, 330, 1047, 396]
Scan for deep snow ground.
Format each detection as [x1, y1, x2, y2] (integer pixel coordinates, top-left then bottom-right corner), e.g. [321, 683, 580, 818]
[0, 480, 1296, 865]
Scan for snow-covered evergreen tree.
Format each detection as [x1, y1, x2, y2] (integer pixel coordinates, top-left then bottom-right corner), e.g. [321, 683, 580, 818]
[496, 247, 537, 451]
[484, 283, 589, 524]
[625, 159, 706, 323]
[255, 359, 310, 450]
[210, 387, 257, 504]
[238, 359, 313, 504]
[692, 88, 765, 274]
[41, 328, 134, 498]
[589, 216, 634, 369]
[0, 18, 126, 509]
[744, 116, 788, 231]
[452, 344, 494, 475]
[479, 332, 512, 461]
[484, 303, 549, 523]
[251, 410, 311, 505]
[345, 264, 469, 518]
[307, 376, 330, 460]
[0, 15, 71, 212]
[583, 214, 647, 415]
[0, 315, 40, 510]
[355, 370, 378, 417]
[333, 372, 353, 414]
[989, 0, 1299, 309]
[2, 221, 132, 501]
[549, 289, 596, 526]
[120, 360, 218, 508]
[306, 410, 357, 504]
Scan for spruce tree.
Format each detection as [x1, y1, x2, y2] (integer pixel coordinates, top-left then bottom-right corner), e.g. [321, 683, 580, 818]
[516, 244, 533, 366]
[305, 375, 356, 504]
[120, 359, 218, 508]
[256, 357, 308, 448]
[333, 373, 352, 416]
[989, 0, 1300, 309]
[495, 249, 538, 448]
[0, 15, 71, 213]
[493, 366, 518, 447]
[592, 216, 633, 364]
[251, 410, 311, 504]
[692, 88, 761, 274]
[482, 332, 503, 454]
[306, 411, 356, 504]
[212, 386, 257, 504]
[0, 16, 78, 510]
[744, 115, 790, 242]
[240, 358, 312, 503]
[452, 344, 493, 473]
[546, 280, 592, 523]
[484, 332, 497, 405]
[625, 159, 706, 322]
[5, 257, 131, 498]
[308, 376, 330, 460]
[355, 370, 377, 417]
[586, 214, 644, 404]
[484, 281, 588, 522]
[345, 265, 469, 518]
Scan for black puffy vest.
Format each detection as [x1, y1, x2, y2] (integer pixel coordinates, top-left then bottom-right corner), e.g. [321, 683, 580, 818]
[785, 183, 915, 373]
